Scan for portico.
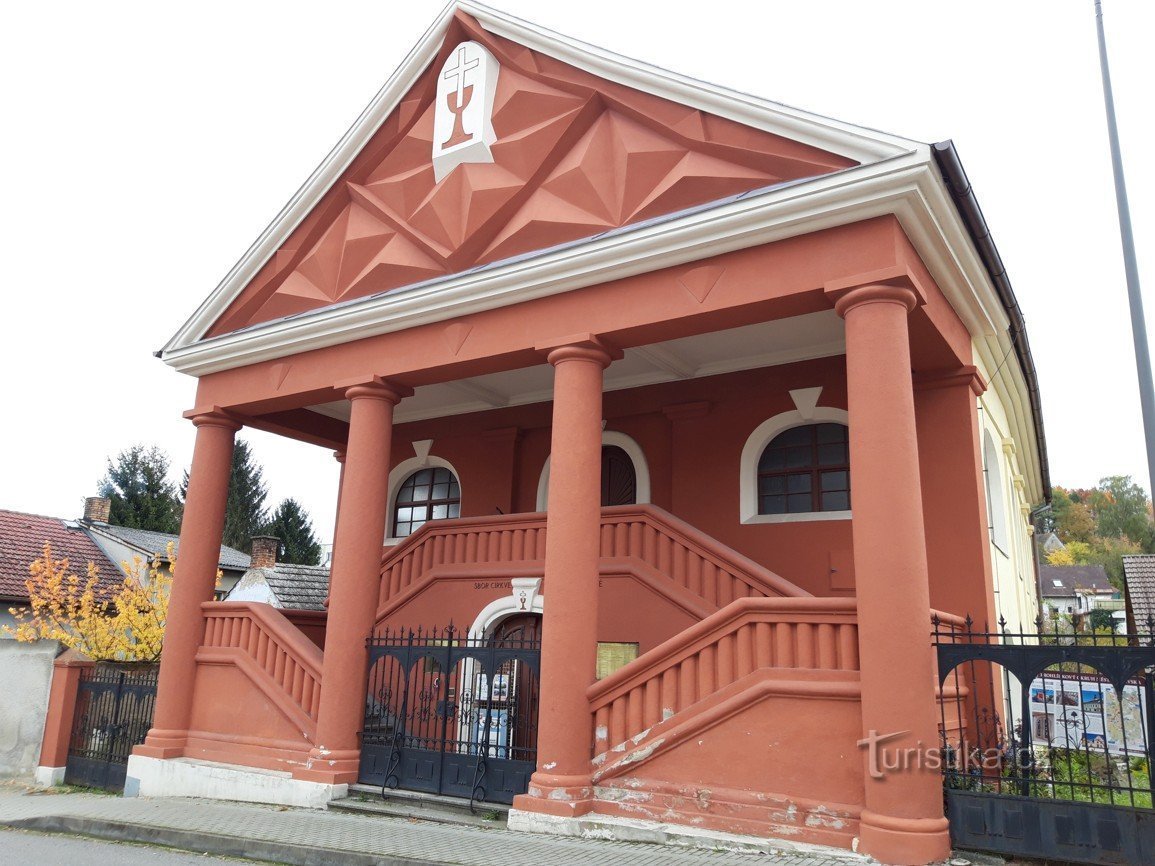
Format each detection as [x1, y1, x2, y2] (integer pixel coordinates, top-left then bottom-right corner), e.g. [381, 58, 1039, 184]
[126, 4, 1048, 864]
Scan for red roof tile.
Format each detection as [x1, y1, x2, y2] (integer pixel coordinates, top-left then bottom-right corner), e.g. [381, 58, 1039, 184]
[0, 508, 124, 602]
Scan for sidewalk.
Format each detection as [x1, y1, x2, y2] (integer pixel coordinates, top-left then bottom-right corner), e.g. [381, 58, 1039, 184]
[0, 786, 863, 866]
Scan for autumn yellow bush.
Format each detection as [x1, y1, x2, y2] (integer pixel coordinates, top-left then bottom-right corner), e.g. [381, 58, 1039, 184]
[3, 541, 173, 661]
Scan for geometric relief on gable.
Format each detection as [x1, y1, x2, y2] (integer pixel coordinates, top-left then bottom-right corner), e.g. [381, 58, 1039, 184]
[206, 13, 857, 338]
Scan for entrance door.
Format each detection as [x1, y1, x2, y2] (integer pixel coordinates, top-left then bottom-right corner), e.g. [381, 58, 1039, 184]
[360, 622, 542, 805]
[601, 445, 637, 506]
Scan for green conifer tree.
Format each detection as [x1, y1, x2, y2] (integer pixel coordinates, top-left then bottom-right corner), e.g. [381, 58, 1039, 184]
[264, 498, 323, 566]
[98, 445, 182, 533]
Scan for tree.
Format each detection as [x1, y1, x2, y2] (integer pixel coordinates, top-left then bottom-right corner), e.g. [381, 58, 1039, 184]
[3, 542, 173, 661]
[265, 498, 323, 565]
[1087, 608, 1117, 633]
[98, 445, 182, 533]
[183, 439, 269, 552]
[1094, 475, 1153, 548]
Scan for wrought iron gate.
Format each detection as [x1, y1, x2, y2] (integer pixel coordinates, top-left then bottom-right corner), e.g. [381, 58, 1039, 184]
[934, 615, 1155, 865]
[360, 622, 541, 806]
[65, 664, 158, 791]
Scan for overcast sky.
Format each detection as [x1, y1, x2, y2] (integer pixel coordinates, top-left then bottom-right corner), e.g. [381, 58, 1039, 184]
[2, 0, 1152, 547]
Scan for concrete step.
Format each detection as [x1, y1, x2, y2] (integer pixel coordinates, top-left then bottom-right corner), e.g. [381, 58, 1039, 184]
[328, 784, 509, 829]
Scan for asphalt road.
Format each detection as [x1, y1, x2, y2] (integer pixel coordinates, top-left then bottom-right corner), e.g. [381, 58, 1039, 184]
[0, 828, 278, 865]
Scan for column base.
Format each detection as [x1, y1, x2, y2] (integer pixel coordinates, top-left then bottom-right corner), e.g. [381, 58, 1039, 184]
[133, 728, 189, 759]
[125, 754, 346, 808]
[290, 747, 361, 785]
[857, 809, 951, 866]
[33, 766, 65, 787]
[511, 772, 595, 817]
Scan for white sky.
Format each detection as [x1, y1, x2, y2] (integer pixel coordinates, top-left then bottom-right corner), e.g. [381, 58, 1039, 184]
[1, 0, 1152, 547]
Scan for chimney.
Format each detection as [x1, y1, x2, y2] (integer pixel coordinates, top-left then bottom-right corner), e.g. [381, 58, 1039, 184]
[83, 496, 111, 524]
[250, 535, 280, 570]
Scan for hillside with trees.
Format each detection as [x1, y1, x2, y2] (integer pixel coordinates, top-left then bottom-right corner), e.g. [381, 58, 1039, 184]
[1044, 475, 1154, 587]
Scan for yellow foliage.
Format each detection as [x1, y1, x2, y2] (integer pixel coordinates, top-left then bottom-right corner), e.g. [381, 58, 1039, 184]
[2, 541, 174, 661]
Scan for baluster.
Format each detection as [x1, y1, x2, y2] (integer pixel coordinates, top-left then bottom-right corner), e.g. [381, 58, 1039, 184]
[755, 621, 772, 668]
[291, 664, 305, 706]
[614, 521, 628, 556]
[643, 524, 658, 567]
[679, 655, 697, 710]
[839, 623, 859, 670]
[643, 678, 661, 731]
[628, 521, 642, 557]
[775, 623, 795, 667]
[796, 622, 815, 668]
[594, 706, 611, 754]
[661, 668, 678, 721]
[817, 623, 837, 669]
[688, 554, 703, 598]
[658, 534, 672, 578]
[716, 634, 735, 687]
[698, 645, 716, 697]
[672, 543, 686, 590]
[627, 688, 644, 740]
[465, 531, 478, 562]
[610, 699, 627, 747]
[272, 647, 285, 683]
[736, 624, 755, 677]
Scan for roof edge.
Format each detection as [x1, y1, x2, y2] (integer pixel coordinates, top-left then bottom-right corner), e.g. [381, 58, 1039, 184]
[932, 140, 1051, 500]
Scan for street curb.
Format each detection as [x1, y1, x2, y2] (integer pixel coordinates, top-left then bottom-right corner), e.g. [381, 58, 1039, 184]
[1, 815, 445, 866]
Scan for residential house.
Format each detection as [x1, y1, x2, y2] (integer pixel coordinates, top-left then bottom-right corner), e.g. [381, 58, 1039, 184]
[0, 507, 123, 777]
[80, 497, 250, 597]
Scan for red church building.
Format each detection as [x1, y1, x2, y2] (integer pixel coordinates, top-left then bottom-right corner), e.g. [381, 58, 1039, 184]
[117, 4, 1048, 864]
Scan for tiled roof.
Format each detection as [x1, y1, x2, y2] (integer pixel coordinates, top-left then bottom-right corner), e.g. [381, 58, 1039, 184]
[1039, 564, 1115, 597]
[0, 508, 124, 602]
[251, 563, 330, 611]
[1123, 555, 1155, 632]
[87, 523, 250, 571]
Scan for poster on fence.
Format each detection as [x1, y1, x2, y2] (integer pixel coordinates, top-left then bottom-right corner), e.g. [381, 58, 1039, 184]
[1028, 671, 1149, 756]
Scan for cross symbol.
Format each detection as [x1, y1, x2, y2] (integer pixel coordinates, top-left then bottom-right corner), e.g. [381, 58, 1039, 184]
[443, 46, 480, 106]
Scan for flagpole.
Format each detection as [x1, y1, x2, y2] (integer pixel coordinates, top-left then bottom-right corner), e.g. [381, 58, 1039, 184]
[1094, 0, 1155, 502]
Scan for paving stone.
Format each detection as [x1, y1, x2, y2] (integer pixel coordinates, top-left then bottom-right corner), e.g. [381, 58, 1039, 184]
[0, 788, 864, 865]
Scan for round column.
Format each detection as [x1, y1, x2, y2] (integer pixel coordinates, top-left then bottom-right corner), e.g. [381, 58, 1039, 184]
[137, 410, 240, 757]
[516, 342, 611, 816]
[297, 381, 401, 784]
[836, 284, 950, 865]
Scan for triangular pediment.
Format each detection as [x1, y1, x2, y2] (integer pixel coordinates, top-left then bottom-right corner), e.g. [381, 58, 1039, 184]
[172, 2, 917, 351]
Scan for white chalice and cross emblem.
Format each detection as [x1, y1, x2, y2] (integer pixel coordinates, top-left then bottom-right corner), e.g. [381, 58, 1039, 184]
[441, 45, 481, 148]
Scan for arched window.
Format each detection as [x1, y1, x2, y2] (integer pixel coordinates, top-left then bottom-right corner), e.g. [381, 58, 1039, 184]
[757, 423, 850, 515]
[392, 467, 460, 538]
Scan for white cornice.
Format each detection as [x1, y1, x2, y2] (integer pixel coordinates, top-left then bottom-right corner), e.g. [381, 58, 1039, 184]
[161, 0, 917, 360]
[166, 151, 1008, 377]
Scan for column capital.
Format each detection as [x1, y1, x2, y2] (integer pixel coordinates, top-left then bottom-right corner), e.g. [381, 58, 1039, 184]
[829, 282, 920, 319]
[913, 365, 987, 396]
[335, 376, 412, 404]
[824, 267, 925, 318]
[182, 407, 242, 432]
[536, 334, 621, 368]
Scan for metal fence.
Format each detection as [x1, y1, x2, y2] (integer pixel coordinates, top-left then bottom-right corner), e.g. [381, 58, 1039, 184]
[933, 615, 1155, 865]
[360, 623, 541, 808]
[65, 664, 158, 791]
